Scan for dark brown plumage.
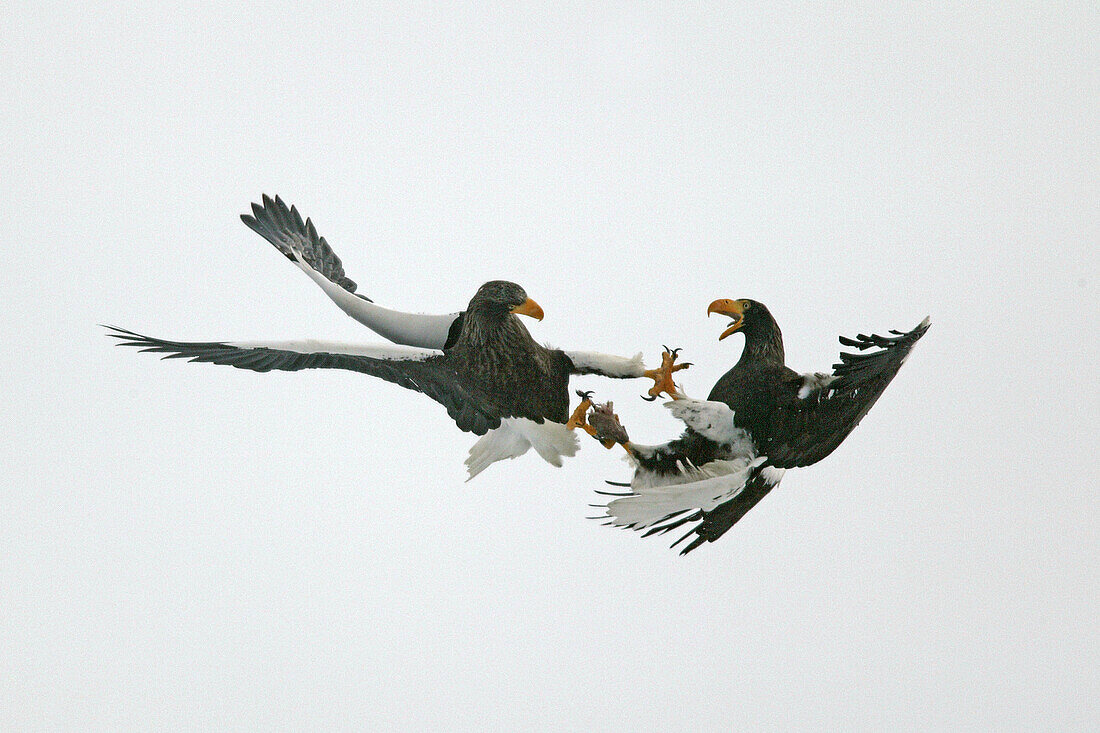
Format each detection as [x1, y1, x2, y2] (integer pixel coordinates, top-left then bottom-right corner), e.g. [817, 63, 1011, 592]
[106, 196, 653, 458]
[106, 281, 580, 435]
[599, 299, 930, 553]
[444, 281, 575, 427]
[709, 299, 929, 469]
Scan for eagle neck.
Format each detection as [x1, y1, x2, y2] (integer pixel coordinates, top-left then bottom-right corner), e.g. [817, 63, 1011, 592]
[737, 322, 785, 368]
[460, 308, 536, 352]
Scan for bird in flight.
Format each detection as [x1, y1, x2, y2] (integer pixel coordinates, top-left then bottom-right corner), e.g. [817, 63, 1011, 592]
[579, 299, 929, 553]
[105, 195, 681, 478]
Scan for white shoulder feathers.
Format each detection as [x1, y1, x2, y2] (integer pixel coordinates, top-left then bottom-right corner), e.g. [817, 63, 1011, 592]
[665, 398, 746, 445]
[228, 340, 439, 361]
[293, 254, 460, 350]
[563, 351, 646, 378]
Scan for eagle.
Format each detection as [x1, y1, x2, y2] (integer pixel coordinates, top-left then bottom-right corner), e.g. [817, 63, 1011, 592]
[106, 195, 678, 478]
[583, 299, 930, 553]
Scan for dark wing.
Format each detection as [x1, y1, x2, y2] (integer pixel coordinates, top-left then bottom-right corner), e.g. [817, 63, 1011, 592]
[240, 193, 362, 296]
[664, 467, 783, 555]
[758, 317, 930, 468]
[239, 194, 461, 351]
[601, 464, 781, 555]
[104, 326, 506, 434]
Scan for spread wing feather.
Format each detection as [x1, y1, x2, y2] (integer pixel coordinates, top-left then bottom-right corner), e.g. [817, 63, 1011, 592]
[104, 326, 504, 434]
[759, 317, 930, 468]
[666, 467, 785, 554]
[241, 194, 360, 295]
[239, 194, 459, 350]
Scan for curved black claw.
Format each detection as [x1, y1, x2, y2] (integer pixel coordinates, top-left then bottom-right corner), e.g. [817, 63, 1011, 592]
[661, 345, 683, 356]
[641, 393, 659, 402]
[575, 389, 595, 402]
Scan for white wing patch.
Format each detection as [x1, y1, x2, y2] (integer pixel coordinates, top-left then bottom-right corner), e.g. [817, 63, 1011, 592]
[228, 340, 439, 361]
[797, 372, 838, 399]
[563, 350, 646, 378]
[758, 466, 786, 487]
[665, 398, 747, 445]
[464, 418, 579, 480]
[294, 252, 460, 350]
[603, 456, 766, 530]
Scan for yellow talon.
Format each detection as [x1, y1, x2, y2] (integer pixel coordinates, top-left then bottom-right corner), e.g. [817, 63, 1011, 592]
[566, 391, 594, 433]
[643, 347, 691, 400]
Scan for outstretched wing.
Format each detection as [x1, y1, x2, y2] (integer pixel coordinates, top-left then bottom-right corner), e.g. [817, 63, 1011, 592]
[757, 317, 930, 468]
[599, 455, 764, 529]
[662, 466, 787, 555]
[241, 195, 461, 349]
[595, 398, 760, 545]
[105, 326, 505, 434]
[241, 193, 359, 292]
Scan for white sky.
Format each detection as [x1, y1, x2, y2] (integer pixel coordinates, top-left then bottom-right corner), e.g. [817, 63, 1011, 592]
[2, 2, 1097, 730]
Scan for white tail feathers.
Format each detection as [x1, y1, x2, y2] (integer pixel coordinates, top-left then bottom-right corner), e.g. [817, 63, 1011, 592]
[464, 418, 580, 480]
[604, 456, 766, 530]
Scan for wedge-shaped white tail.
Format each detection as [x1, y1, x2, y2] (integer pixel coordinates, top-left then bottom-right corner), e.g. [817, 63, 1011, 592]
[465, 418, 579, 480]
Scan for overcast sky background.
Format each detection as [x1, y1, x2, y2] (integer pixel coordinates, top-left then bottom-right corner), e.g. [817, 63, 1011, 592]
[3, 3, 1097, 730]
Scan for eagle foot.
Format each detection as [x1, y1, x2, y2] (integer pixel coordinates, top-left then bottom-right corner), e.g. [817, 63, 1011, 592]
[566, 390, 598, 436]
[642, 346, 691, 401]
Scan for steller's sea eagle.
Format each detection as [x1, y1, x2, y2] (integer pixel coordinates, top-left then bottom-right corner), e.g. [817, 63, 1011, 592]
[106, 195, 680, 478]
[579, 299, 929, 553]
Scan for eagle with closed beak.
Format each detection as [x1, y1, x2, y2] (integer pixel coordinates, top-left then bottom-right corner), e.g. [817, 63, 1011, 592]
[106, 195, 681, 478]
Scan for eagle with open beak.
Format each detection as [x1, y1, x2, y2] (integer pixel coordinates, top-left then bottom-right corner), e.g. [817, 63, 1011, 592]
[581, 298, 930, 554]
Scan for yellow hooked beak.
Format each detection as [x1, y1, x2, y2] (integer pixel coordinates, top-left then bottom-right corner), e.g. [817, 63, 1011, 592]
[707, 298, 744, 340]
[511, 297, 544, 321]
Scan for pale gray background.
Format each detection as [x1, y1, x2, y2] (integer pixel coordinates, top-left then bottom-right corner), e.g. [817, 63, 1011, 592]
[3, 3, 1097, 730]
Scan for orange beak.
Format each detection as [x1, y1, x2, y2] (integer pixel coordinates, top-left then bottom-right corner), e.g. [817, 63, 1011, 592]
[707, 299, 744, 340]
[511, 297, 544, 321]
